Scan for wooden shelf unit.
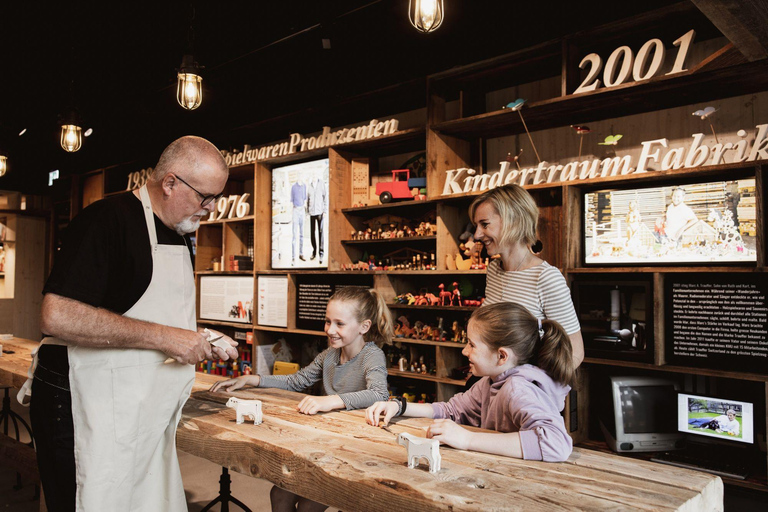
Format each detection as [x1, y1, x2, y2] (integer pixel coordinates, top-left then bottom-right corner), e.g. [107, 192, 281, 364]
[101, 2, 767, 487]
[341, 235, 436, 245]
[419, 5, 768, 489]
[194, 162, 256, 273]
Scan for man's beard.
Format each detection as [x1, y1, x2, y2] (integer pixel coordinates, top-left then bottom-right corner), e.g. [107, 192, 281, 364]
[175, 212, 205, 235]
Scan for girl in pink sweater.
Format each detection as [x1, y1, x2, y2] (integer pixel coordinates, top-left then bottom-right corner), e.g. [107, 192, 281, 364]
[366, 302, 575, 461]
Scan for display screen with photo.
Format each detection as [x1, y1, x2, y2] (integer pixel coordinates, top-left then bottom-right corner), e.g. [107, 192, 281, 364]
[584, 179, 757, 264]
[271, 159, 329, 269]
[678, 393, 754, 444]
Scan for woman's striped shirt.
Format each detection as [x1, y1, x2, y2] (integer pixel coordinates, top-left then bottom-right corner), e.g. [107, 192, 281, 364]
[483, 259, 581, 334]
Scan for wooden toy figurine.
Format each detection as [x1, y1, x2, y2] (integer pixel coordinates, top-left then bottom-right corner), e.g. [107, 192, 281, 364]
[225, 397, 263, 425]
[438, 283, 452, 306]
[397, 432, 441, 473]
[451, 281, 461, 306]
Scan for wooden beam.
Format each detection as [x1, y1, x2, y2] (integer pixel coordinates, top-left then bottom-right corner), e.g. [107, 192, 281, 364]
[691, 0, 768, 61]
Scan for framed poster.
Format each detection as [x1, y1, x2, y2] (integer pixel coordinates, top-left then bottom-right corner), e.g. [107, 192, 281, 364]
[584, 178, 757, 265]
[257, 275, 288, 327]
[665, 273, 768, 374]
[199, 275, 253, 324]
[295, 275, 373, 331]
[271, 158, 329, 269]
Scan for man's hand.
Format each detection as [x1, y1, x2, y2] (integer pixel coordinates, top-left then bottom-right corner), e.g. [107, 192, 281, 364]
[427, 419, 473, 450]
[201, 328, 239, 360]
[164, 329, 212, 365]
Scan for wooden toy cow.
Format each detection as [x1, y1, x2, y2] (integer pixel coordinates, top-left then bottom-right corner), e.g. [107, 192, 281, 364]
[225, 397, 263, 425]
[396, 432, 441, 473]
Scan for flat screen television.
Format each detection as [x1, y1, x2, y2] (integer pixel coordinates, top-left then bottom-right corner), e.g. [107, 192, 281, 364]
[600, 376, 683, 453]
[678, 392, 754, 445]
[271, 158, 330, 269]
[583, 178, 757, 265]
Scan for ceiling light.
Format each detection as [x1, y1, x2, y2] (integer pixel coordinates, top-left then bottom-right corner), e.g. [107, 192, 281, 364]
[61, 124, 82, 152]
[18, 128, 27, 136]
[60, 108, 83, 152]
[409, 0, 444, 33]
[84, 128, 93, 137]
[177, 54, 203, 110]
[60, 78, 84, 152]
[0, 155, 7, 177]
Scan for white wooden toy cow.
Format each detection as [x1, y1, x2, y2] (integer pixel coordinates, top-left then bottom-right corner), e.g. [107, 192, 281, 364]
[396, 432, 441, 473]
[225, 397, 263, 425]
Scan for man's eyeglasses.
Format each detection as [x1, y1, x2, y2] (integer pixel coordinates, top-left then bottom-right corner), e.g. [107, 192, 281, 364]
[174, 174, 223, 207]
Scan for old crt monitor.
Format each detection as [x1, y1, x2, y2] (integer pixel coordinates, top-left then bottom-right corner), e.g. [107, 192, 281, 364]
[678, 393, 754, 445]
[600, 376, 683, 453]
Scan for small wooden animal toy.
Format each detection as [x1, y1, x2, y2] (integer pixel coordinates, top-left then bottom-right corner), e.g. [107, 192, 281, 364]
[451, 282, 461, 306]
[396, 432, 441, 473]
[225, 397, 263, 425]
[438, 283, 452, 306]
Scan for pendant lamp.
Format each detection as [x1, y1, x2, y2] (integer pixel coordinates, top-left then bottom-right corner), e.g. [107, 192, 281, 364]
[409, 0, 444, 33]
[60, 113, 83, 153]
[0, 155, 7, 177]
[177, 54, 203, 110]
[177, 6, 203, 111]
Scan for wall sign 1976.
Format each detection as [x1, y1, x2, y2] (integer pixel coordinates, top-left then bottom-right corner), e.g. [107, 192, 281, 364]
[573, 30, 695, 94]
[208, 194, 251, 221]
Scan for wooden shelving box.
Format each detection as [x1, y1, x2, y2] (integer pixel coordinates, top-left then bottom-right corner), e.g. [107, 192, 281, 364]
[141, 2, 768, 490]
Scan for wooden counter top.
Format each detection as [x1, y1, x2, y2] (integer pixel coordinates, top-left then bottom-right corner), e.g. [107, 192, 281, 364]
[1, 337, 723, 511]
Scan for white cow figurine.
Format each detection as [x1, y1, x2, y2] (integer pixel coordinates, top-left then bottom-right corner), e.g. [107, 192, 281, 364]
[225, 397, 263, 425]
[396, 432, 441, 473]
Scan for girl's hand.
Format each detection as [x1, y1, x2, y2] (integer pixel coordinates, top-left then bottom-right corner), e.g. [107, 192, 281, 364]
[427, 419, 472, 450]
[365, 401, 399, 426]
[296, 395, 341, 415]
[209, 375, 259, 393]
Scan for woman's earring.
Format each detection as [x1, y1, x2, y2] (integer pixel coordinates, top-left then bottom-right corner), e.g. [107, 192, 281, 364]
[531, 240, 543, 254]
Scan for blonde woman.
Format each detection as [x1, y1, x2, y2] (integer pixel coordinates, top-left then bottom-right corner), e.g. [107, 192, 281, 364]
[469, 184, 584, 368]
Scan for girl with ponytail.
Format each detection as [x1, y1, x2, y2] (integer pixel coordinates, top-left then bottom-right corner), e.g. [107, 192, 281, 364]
[213, 287, 392, 511]
[367, 302, 574, 462]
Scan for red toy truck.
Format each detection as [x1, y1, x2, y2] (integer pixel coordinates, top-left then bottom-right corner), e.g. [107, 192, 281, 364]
[375, 169, 427, 203]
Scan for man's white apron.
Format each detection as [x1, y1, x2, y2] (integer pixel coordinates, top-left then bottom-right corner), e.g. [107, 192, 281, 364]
[29, 185, 196, 511]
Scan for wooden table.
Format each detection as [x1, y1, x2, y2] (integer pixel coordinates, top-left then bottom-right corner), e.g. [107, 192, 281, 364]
[2, 338, 723, 511]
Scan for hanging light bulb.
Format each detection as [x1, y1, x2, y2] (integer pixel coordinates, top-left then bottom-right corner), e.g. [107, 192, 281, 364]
[61, 124, 83, 152]
[177, 54, 203, 110]
[409, 0, 444, 33]
[0, 155, 7, 177]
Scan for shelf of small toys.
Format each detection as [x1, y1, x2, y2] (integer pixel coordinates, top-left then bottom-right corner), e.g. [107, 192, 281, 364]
[346, 214, 437, 241]
[340, 248, 438, 271]
[392, 313, 470, 344]
[389, 337, 464, 348]
[197, 347, 253, 378]
[390, 304, 479, 312]
[342, 236, 436, 244]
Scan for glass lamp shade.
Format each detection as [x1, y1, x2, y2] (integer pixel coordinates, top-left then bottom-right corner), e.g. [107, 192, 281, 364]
[409, 0, 444, 33]
[61, 124, 82, 152]
[0, 155, 7, 177]
[177, 72, 203, 110]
